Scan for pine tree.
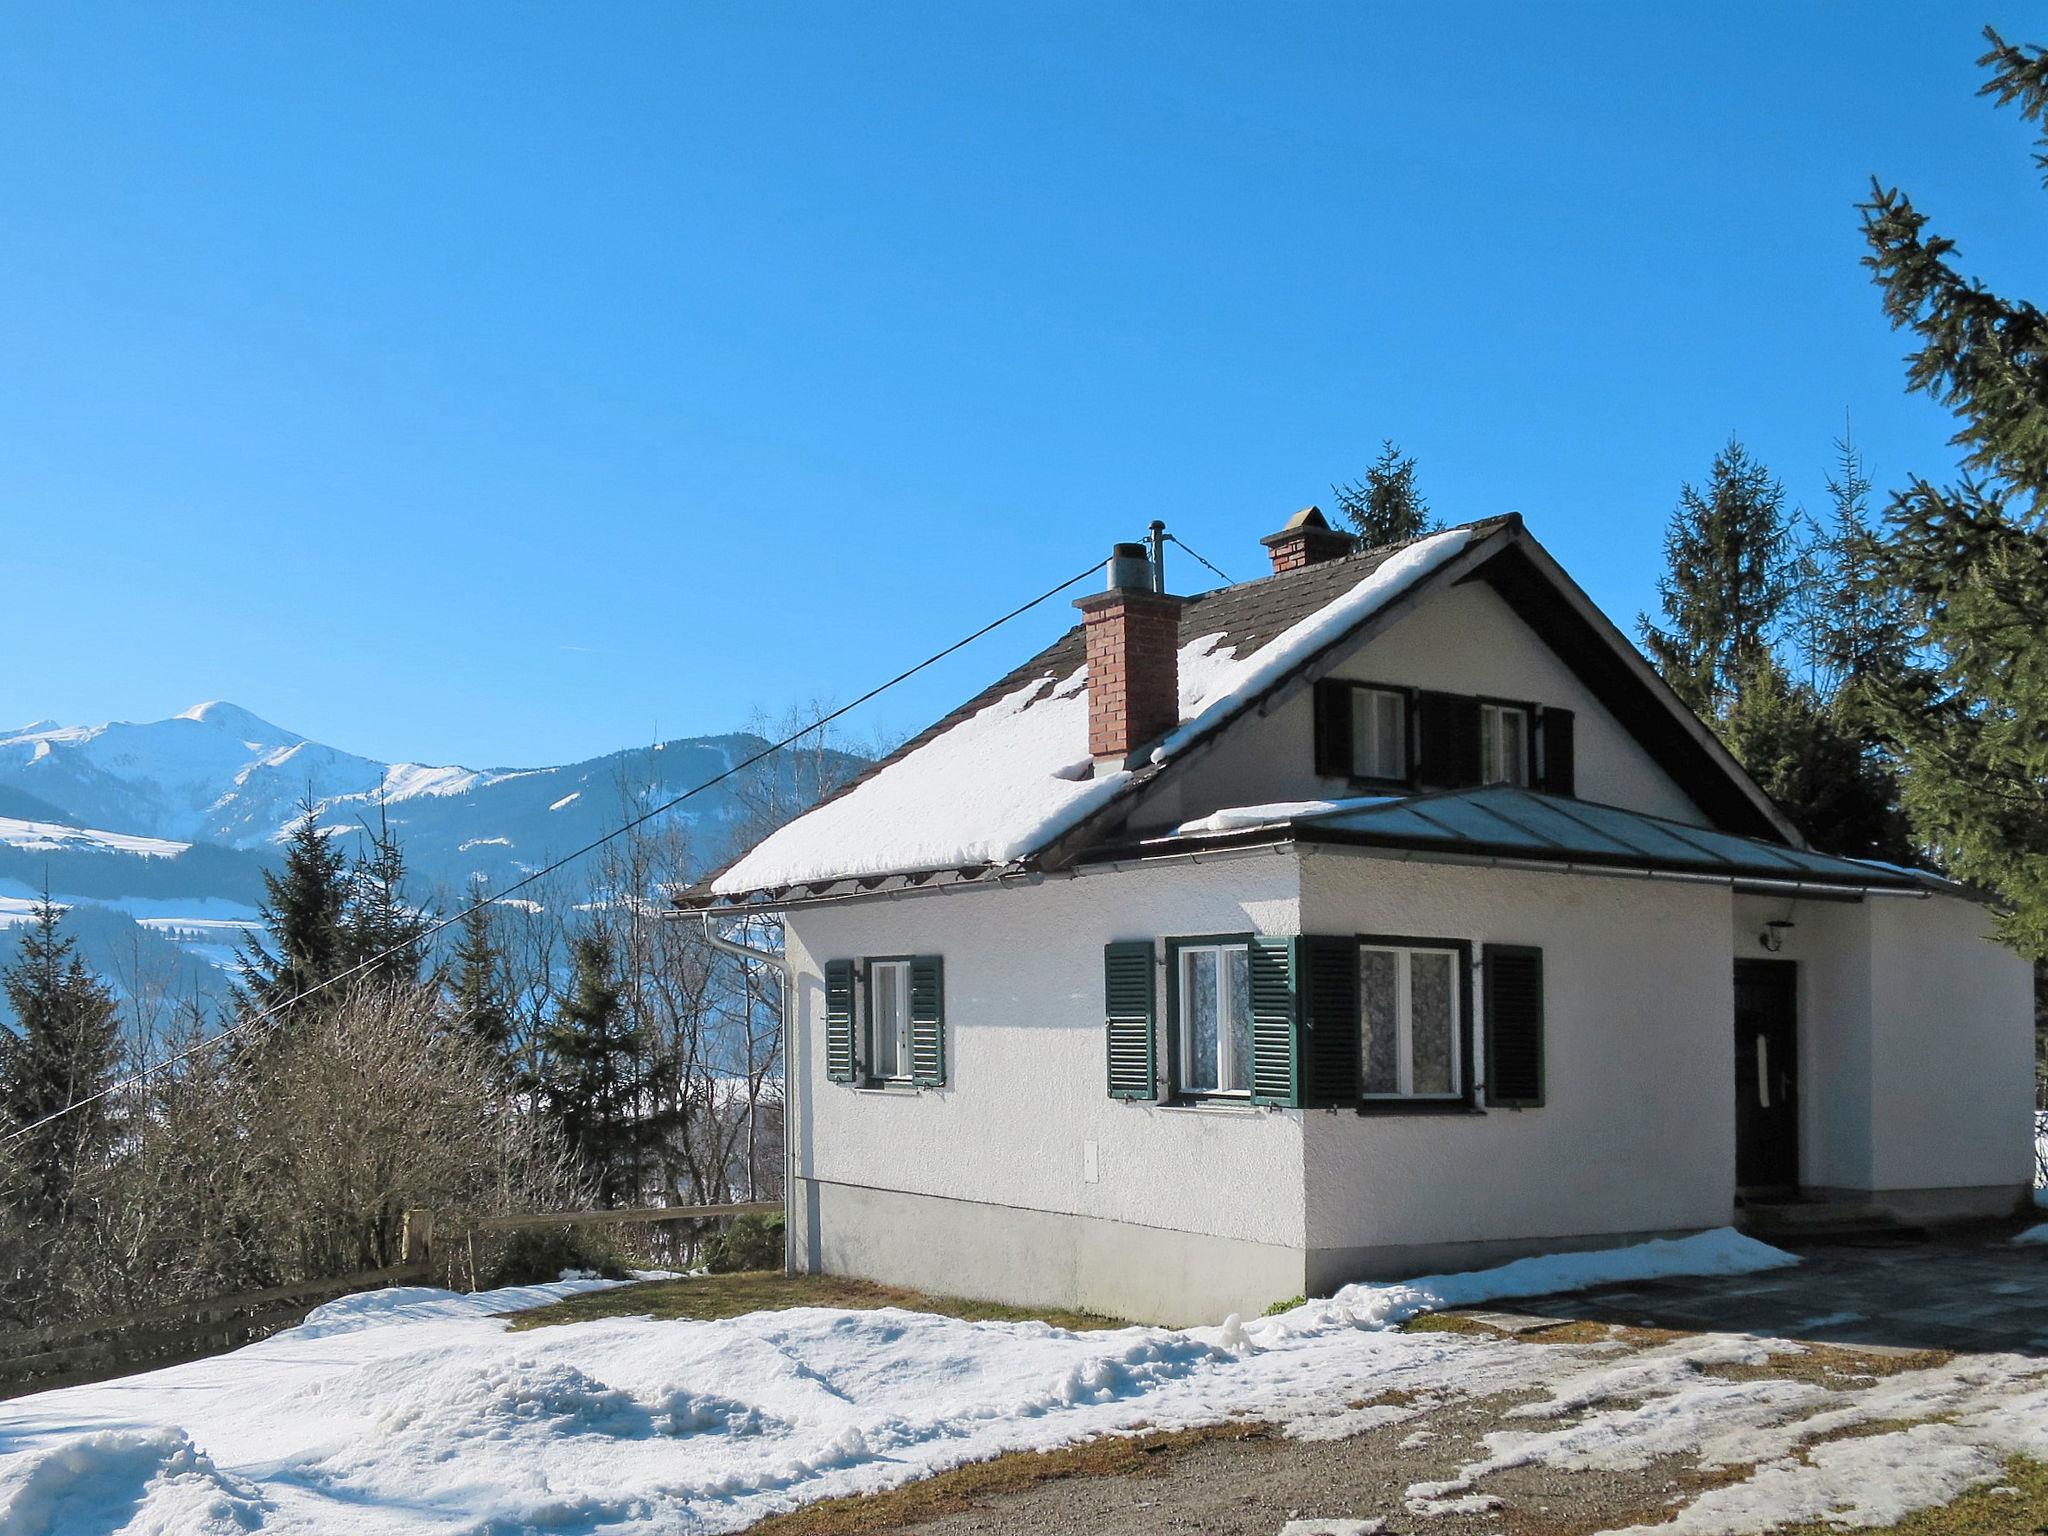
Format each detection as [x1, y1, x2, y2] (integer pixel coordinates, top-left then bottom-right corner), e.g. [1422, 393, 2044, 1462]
[338, 803, 430, 987]
[1333, 440, 1436, 546]
[541, 931, 674, 1207]
[238, 796, 350, 1020]
[1859, 28, 2048, 954]
[446, 884, 512, 1064]
[1638, 439, 1794, 720]
[1723, 655, 1912, 862]
[0, 899, 121, 1222]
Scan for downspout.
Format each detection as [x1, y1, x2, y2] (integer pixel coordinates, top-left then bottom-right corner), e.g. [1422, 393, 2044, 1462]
[700, 912, 796, 1276]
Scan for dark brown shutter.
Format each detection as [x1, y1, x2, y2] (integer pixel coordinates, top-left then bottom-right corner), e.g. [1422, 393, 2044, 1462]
[909, 955, 945, 1087]
[1313, 679, 1355, 778]
[1415, 691, 1481, 786]
[1484, 944, 1545, 1107]
[824, 959, 857, 1084]
[1248, 937, 1298, 1106]
[1295, 936, 1360, 1107]
[1539, 708, 1576, 797]
[1104, 941, 1157, 1100]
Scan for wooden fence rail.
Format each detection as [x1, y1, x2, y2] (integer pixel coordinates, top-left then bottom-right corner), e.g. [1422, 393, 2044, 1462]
[2, 1199, 779, 1400]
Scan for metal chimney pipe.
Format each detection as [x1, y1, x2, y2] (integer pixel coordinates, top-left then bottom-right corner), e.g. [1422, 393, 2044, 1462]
[1105, 541, 1153, 592]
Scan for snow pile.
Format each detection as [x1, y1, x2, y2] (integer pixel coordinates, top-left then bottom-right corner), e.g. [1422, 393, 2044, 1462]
[713, 529, 1475, 894]
[2013, 1223, 2048, 1246]
[0, 1232, 1789, 1536]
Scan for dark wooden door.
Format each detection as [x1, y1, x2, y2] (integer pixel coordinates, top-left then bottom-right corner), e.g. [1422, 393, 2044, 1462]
[1734, 959, 1799, 1190]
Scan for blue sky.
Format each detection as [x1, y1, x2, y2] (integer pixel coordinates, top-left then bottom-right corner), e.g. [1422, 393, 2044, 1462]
[2, 3, 2044, 769]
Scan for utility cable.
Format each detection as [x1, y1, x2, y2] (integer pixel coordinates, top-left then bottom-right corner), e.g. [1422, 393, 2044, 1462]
[1, 555, 1108, 1147]
[1166, 534, 1234, 587]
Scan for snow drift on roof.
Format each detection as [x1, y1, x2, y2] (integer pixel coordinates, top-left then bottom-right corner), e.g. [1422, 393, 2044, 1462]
[710, 528, 1475, 895]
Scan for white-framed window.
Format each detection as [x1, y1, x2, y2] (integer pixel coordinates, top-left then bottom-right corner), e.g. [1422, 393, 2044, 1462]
[1348, 686, 1409, 780]
[1480, 703, 1531, 786]
[1359, 942, 1463, 1099]
[865, 958, 912, 1081]
[1176, 940, 1252, 1094]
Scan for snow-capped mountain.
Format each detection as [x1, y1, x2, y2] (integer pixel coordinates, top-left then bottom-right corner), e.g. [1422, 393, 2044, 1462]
[0, 701, 507, 849]
[0, 703, 860, 998]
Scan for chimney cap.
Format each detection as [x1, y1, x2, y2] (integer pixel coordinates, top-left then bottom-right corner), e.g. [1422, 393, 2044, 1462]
[1280, 505, 1333, 532]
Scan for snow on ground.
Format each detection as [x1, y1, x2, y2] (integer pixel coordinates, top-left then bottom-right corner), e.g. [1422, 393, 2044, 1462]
[0, 815, 190, 859]
[714, 529, 1475, 894]
[2014, 1223, 2048, 1245]
[0, 1232, 1800, 1536]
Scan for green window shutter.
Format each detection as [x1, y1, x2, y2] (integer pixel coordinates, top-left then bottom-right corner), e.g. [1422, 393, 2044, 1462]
[823, 959, 857, 1084]
[1313, 679, 1355, 778]
[1103, 941, 1157, 1100]
[1248, 936, 1299, 1107]
[1484, 944, 1545, 1107]
[1415, 691, 1482, 787]
[1295, 936, 1360, 1106]
[909, 954, 946, 1087]
[1538, 708, 1576, 797]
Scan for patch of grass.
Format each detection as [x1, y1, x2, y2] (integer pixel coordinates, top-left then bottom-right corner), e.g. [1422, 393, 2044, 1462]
[1702, 1341, 1953, 1387]
[506, 1270, 1124, 1333]
[1399, 1311, 1511, 1339]
[1779, 1454, 2048, 1534]
[743, 1422, 1273, 1535]
[1263, 1294, 1307, 1316]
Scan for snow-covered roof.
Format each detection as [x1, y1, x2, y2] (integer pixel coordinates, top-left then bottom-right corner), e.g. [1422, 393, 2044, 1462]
[704, 524, 1492, 898]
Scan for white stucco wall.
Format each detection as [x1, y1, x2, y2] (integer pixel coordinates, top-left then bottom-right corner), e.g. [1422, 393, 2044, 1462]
[1298, 852, 1736, 1274]
[1729, 890, 2032, 1206]
[782, 856, 1308, 1253]
[1138, 579, 1710, 832]
[1730, 893, 1875, 1191]
[1866, 893, 2033, 1197]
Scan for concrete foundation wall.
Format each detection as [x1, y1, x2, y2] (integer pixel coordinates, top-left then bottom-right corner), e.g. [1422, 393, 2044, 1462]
[792, 1177, 1306, 1326]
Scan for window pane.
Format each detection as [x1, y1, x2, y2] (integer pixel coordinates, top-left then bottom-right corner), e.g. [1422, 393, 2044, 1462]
[1373, 691, 1406, 778]
[1184, 949, 1219, 1092]
[872, 963, 903, 1077]
[1226, 947, 1251, 1092]
[1349, 689, 1374, 776]
[1411, 951, 1456, 1094]
[1359, 949, 1399, 1093]
[1500, 709, 1527, 785]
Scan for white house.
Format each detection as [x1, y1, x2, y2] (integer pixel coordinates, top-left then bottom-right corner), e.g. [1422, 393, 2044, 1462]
[683, 510, 2034, 1326]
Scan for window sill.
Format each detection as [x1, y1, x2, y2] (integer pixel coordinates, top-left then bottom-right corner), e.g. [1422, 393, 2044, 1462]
[852, 1081, 924, 1095]
[1158, 1095, 1268, 1115]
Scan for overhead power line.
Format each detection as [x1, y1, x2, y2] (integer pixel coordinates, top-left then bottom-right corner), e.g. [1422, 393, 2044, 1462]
[1, 555, 1108, 1148]
[1166, 534, 1234, 587]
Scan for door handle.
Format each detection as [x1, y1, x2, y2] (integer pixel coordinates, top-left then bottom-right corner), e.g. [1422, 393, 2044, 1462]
[1756, 1034, 1770, 1110]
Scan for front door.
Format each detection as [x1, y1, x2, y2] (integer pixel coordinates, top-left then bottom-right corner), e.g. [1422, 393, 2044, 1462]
[1734, 959, 1799, 1190]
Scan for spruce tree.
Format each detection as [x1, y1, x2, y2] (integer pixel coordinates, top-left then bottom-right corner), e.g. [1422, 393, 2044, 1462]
[1333, 440, 1436, 546]
[0, 899, 120, 1223]
[446, 885, 513, 1064]
[338, 803, 430, 987]
[1638, 439, 1794, 720]
[238, 796, 350, 1020]
[541, 931, 674, 1207]
[1723, 655, 1911, 862]
[1860, 28, 2048, 953]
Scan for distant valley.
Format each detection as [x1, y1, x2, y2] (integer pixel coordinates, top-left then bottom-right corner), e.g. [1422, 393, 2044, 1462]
[0, 702, 851, 1014]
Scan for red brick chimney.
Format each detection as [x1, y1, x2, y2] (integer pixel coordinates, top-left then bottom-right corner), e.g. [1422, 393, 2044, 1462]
[1075, 543, 1185, 766]
[1260, 506, 1356, 574]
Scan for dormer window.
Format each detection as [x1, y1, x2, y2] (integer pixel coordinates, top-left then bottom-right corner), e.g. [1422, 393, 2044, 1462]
[1348, 687, 1409, 781]
[1480, 703, 1531, 786]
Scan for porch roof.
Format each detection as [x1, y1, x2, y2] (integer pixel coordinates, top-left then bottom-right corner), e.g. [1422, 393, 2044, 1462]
[1101, 785, 1952, 896]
